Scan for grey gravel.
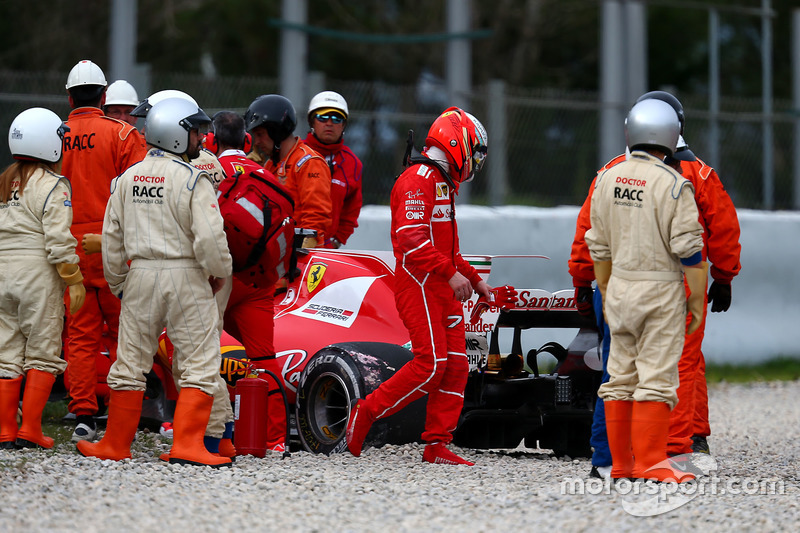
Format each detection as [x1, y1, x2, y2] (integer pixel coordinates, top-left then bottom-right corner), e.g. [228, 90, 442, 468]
[1, 381, 798, 532]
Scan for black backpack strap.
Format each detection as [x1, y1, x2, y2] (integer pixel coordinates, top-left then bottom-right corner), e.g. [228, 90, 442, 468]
[221, 169, 243, 200]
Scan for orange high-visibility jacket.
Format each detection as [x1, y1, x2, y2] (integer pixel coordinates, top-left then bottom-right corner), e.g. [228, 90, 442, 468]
[569, 153, 741, 286]
[62, 107, 147, 234]
[264, 138, 332, 244]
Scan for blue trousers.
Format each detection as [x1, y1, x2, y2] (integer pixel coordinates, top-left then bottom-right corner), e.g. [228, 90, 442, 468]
[589, 288, 612, 467]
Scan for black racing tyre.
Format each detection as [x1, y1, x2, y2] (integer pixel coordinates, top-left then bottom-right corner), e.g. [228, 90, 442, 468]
[296, 342, 426, 455]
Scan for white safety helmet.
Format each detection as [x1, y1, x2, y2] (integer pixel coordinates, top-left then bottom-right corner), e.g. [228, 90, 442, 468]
[8, 108, 70, 163]
[307, 90, 349, 126]
[105, 80, 139, 107]
[625, 99, 680, 157]
[66, 60, 107, 90]
[673, 134, 697, 162]
[144, 97, 211, 155]
[131, 89, 198, 118]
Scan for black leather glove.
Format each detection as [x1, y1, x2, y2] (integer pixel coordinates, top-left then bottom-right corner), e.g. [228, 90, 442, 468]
[575, 286, 594, 317]
[708, 281, 732, 313]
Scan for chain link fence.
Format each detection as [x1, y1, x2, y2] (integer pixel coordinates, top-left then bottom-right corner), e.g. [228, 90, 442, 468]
[0, 69, 795, 210]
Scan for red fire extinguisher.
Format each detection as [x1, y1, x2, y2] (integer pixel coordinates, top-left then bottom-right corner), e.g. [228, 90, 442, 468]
[234, 373, 269, 458]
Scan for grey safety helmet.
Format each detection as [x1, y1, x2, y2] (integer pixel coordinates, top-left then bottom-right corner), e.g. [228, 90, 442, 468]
[625, 99, 680, 157]
[635, 90, 685, 136]
[144, 97, 211, 155]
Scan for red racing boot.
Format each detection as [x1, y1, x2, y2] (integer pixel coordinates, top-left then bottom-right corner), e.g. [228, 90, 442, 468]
[423, 442, 474, 466]
[345, 400, 374, 457]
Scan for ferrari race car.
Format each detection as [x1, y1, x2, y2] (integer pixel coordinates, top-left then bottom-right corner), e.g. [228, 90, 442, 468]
[273, 248, 602, 458]
[63, 248, 602, 458]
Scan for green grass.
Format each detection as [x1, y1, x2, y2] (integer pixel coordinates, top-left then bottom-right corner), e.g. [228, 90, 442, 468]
[42, 399, 76, 447]
[22, 356, 800, 451]
[705, 356, 800, 384]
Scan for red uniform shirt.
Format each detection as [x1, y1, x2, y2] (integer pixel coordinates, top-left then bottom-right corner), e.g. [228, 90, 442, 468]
[218, 149, 276, 182]
[390, 160, 481, 288]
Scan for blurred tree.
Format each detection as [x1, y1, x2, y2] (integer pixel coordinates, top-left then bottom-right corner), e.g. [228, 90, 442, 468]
[0, 0, 793, 99]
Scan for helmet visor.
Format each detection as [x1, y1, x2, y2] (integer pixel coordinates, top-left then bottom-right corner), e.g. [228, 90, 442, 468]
[472, 144, 487, 173]
[179, 109, 212, 134]
[57, 122, 70, 140]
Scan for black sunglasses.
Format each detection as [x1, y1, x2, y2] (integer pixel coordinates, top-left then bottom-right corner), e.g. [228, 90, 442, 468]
[314, 113, 345, 124]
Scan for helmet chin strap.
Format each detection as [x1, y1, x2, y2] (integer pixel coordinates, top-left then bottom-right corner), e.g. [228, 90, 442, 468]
[402, 130, 456, 190]
[271, 143, 281, 165]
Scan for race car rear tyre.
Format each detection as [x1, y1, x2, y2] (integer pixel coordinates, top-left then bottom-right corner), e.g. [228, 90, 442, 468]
[296, 342, 426, 455]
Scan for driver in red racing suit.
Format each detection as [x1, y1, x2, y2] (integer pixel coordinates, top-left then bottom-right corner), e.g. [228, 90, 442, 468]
[346, 107, 491, 466]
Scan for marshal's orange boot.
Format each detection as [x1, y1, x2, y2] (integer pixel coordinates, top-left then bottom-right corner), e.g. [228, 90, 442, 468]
[168, 388, 231, 468]
[604, 400, 634, 479]
[631, 401, 695, 483]
[77, 390, 143, 460]
[16, 370, 56, 449]
[0, 376, 22, 448]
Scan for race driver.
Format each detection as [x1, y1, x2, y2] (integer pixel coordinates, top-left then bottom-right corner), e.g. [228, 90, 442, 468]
[346, 107, 492, 466]
[570, 91, 741, 479]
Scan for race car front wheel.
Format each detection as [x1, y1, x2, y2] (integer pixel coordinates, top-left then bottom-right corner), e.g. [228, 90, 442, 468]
[295, 342, 425, 454]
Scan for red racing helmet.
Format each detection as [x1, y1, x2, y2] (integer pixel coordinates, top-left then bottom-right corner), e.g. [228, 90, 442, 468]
[425, 107, 488, 184]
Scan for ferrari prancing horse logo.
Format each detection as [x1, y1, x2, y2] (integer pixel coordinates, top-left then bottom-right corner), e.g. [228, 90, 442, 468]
[307, 263, 327, 293]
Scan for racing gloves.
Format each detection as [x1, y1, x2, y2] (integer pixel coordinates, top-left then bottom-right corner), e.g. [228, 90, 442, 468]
[469, 285, 518, 324]
[57, 263, 86, 315]
[707, 280, 732, 313]
[574, 286, 594, 317]
[685, 262, 708, 335]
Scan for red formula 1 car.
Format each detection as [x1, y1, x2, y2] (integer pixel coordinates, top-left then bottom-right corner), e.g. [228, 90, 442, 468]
[270, 248, 602, 458]
[66, 248, 601, 458]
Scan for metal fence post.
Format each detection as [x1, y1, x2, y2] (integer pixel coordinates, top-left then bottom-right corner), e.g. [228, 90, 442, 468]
[762, 0, 774, 210]
[709, 8, 721, 171]
[447, 0, 472, 202]
[599, 0, 626, 166]
[487, 80, 507, 206]
[793, 9, 800, 210]
[280, 0, 308, 112]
